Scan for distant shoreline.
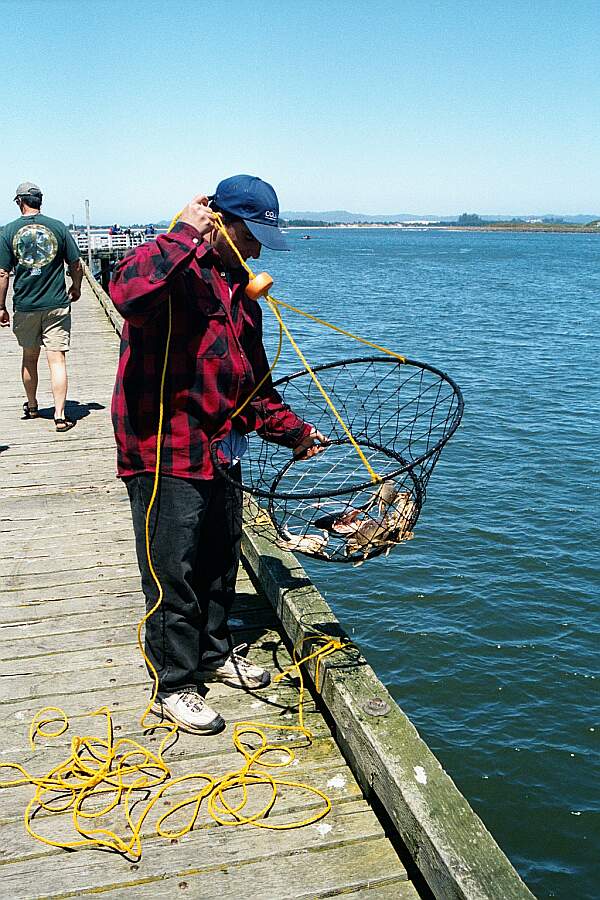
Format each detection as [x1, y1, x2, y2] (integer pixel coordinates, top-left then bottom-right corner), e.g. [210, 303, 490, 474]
[286, 224, 600, 234]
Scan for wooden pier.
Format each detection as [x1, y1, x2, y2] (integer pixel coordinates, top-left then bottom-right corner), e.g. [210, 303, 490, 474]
[0, 271, 534, 898]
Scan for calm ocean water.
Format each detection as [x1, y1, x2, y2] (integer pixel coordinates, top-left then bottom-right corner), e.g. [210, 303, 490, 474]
[258, 228, 599, 899]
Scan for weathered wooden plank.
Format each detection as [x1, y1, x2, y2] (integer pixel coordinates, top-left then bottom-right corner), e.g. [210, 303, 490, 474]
[0, 805, 398, 900]
[0, 546, 135, 578]
[0, 635, 305, 711]
[242, 512, 535, 900]
[0, 621, 286, 677]
[1, 563, 141, 594]
[0, 489, 127, 510]
[5, 462, 116, 483]
[89, 840, 409, 900]
[4, 471, 116, 491]
[0, 516, 129, 537]
[2, 441, 109, 456]
[0, 530, 133, 550]
[346, 882, 422, 899]
[0, 485, 121, 500]
[0, 441, 116, 461]
[0, 433, 111, 448]
[2, 579, 142, 625]
[0, 589, 265, 640]
[0, 581, 143, 608]
[0, 574, 256, 623]
[50, 837, 406, 900]
[0, 611, 276, 663]
[0, 551, 135, 579]
[0, 660, 145, 704]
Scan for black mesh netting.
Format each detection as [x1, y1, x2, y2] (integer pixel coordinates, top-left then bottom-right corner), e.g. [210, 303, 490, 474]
[215, 356, 463, 564]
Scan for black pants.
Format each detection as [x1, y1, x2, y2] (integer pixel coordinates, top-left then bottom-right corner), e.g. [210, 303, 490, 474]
[125, 467, 242, 697]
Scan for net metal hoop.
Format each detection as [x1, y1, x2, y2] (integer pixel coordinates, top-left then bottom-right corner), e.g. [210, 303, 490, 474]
[215, 356, 464, 502]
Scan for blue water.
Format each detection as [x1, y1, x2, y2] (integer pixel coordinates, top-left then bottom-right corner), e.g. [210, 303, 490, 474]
[259, 229, 599, 899]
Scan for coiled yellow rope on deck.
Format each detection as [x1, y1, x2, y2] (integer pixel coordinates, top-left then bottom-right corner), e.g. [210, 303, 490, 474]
[0, 216, 350, 858]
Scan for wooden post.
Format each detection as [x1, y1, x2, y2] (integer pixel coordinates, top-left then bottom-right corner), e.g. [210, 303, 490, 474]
[84, 200, 92, 270]
[99, 256, 111, 294]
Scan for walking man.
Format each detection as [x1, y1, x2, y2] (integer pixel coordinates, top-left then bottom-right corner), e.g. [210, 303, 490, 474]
[0, 182, 82, 432]
[110, 175, 326, 735]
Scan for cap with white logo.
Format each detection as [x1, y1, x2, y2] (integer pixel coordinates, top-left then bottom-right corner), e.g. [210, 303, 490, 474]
[211, 175, 288, 251]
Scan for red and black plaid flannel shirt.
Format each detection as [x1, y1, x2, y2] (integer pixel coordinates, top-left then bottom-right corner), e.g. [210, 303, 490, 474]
[110, 222, 311, 480]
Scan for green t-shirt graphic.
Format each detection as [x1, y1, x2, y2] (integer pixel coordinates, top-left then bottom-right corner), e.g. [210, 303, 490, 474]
[0, 214, 80, 311]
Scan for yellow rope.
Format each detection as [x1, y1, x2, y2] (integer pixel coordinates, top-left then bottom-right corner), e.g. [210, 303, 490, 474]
[267, 298, 380, 481]
[266, 295, 406, 363]
[230, 308, 284, 420]
[0, 219, 350, 858]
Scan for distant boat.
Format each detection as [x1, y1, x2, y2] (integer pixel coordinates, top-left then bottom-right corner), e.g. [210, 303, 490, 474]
[302, 234, 312, 240]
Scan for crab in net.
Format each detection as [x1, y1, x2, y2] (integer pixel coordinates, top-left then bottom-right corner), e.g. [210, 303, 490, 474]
[215, 356, 463, 565]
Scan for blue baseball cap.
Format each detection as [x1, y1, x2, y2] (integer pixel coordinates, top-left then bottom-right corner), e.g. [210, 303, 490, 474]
[211, 175, 289, 251]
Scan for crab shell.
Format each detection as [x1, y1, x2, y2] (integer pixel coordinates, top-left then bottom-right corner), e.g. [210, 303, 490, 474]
[345, 493, 416, 558]
[277, 528, 330, 557]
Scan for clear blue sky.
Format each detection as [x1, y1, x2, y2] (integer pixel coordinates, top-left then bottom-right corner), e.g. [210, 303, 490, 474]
[2, 0, 599, 224]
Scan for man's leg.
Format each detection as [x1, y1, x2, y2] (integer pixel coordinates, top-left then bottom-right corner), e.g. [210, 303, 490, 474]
[194, 467, 270, 689]
[45, 350, 68, 421]
[21, 347, 40, 409]
[194, 465, 243, 667]
[43, 306, 72, 425]
[125, 473, 212, 697]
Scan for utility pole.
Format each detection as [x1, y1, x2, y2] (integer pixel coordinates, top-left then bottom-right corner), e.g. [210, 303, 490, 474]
[85, 200, 92, 270]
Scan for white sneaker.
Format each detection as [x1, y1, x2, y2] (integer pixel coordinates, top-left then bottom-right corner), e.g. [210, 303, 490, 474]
[151, 688, 225, 734]
[200, 643, 271, 690]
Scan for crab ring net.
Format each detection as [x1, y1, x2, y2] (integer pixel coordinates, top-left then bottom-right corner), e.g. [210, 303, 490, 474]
[216, 356, 463, 564]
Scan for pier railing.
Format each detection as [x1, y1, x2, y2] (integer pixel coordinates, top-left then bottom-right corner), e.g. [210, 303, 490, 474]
[74, 229, 165, 253]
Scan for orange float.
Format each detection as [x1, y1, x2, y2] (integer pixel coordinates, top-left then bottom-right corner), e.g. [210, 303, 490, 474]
[245, 271, 273, 301]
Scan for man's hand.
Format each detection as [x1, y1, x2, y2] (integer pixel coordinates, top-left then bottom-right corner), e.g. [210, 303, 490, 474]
[0, 307, 9, 327]
[68, 285, 81, 302]
[293, 427, 330, 461]
[178, 195, 215, 237]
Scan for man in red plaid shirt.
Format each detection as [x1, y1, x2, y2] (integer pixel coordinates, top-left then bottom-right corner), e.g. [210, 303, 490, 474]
[110, 175, 326, 734]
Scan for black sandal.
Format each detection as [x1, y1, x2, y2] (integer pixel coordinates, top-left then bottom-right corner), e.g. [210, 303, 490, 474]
[23, 402, 39, 419]
[54, 417, 76, 433]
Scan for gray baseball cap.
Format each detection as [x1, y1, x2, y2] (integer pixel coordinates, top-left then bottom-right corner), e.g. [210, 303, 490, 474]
[14, 181, 43, 200]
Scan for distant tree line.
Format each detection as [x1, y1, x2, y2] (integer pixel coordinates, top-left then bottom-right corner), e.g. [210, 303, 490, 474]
[283, 219, 332, 227]
[451, 213, 585, 226]
[454, 213, 484, 226]
[282, 214, 600, 230]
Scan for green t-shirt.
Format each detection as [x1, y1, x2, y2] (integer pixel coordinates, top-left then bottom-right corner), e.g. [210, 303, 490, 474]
[0, 213, 80, 311]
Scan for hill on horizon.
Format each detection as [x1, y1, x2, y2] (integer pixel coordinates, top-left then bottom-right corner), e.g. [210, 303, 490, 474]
[281, 210, 600, 225]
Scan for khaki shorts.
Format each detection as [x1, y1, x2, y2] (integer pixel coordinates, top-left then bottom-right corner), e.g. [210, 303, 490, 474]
[13, 306, 71, 352]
